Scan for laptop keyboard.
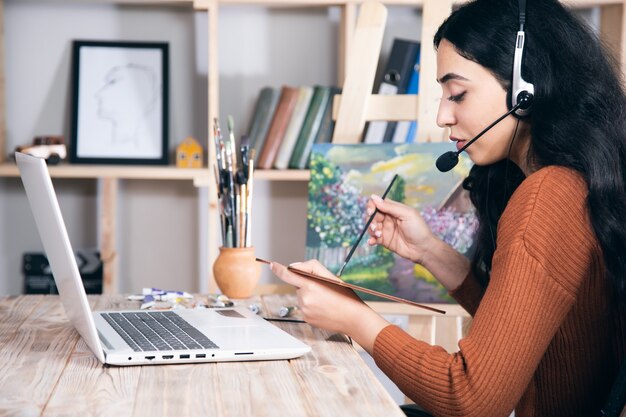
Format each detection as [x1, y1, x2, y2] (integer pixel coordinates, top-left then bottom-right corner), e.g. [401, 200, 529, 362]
[101, 311, 219, 352]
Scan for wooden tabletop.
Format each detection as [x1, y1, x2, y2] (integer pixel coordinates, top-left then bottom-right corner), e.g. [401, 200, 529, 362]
[0, 294, 406, 417]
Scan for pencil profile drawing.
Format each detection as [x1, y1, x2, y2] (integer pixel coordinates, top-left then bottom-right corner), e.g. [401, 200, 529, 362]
[95, 63, 159, 148]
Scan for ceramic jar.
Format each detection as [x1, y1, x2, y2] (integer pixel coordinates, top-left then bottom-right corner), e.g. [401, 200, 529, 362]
[212, 246, 261, 298]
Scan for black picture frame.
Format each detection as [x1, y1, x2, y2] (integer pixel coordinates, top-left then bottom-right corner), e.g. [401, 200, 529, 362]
[70, 40, 169, 165]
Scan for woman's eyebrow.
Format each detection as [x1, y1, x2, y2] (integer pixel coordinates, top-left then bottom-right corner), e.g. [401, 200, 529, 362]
[437, 73, 470, 84]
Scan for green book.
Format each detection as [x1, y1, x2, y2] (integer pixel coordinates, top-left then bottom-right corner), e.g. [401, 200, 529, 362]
[247, 87, 281, 155]
[288, 86, 331, 169]
[313, 86, 341, 146]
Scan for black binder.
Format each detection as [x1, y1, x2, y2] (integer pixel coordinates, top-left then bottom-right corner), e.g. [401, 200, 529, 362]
[363, 38, 420, 143]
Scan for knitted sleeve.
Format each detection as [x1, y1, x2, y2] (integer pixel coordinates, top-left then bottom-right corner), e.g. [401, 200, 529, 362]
[448, 270, 485, 316]
[373, 167, 597, 417]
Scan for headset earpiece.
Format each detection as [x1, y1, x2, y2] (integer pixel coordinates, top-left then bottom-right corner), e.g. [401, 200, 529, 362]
[516, 90, 533, 110]
[511, 0, 535, 117]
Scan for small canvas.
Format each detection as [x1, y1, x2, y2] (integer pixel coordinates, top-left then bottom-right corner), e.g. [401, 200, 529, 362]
[306, 143, 477, 303]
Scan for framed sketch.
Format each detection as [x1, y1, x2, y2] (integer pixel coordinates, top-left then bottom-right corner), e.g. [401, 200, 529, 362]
[70, 40, 169, 164]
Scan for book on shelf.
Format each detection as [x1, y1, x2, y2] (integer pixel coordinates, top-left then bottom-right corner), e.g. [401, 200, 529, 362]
[274, 86, 314, 170]
[288, 85, 332, 170]
[391, 43, 421, 143]
[312, 86, 342, 146]
[247, 87, 281, 156]
[362, 38, 421, 144]
[256, 85, 299, 169]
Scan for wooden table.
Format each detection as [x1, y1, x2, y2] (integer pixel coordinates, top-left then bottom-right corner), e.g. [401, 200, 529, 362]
[0, 294, 406, 417]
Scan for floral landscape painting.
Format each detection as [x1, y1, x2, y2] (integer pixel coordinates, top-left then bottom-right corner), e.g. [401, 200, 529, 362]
[306, 143, 477, 303]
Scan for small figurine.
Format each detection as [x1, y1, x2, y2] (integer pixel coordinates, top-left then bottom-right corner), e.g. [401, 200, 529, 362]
[176, 137, 203, 168]
[15, 136, 67, 165]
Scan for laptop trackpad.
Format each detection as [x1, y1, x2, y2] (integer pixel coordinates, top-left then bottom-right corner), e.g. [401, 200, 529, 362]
[215, 309, 245, 318]
[179, 308, 298, 350]
[177, 308, 256, 328]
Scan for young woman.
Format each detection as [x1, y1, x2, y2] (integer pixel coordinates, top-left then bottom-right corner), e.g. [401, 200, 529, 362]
[270, 0, 626, 415]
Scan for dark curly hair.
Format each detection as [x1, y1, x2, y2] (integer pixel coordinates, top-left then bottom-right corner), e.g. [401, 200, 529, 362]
[435, 0, 626, 300]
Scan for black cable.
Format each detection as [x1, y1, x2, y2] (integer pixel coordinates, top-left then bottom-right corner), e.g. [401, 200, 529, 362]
[503, 119, 521, 209]
[485, 119, 521, 253]
[263, 317, 306, 324]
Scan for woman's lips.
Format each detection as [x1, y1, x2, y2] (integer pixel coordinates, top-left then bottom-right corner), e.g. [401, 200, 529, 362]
[450, 137, 466, 152]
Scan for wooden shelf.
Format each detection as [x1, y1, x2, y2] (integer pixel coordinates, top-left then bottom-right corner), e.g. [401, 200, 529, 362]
[198, 0, 430, 6]
[182, 168, 310, 187]
[0, 162, 210, 181]
[13, 0, 619, 7]
[254, 169, 310, 181]
[46, 0, 194, 5]
[193, 0, 617, 9]
[0, 163, 310, 183]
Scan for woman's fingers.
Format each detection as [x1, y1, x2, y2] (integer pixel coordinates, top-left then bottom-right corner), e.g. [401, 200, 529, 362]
[270, 261, 308, 288]
[370, 194, 410, 219]
[270, 259, 340, 290]
[366, 199, 385, 241]
[289, 259, 340, 281]
[367, 194, 406, 235]
[271, 260, 373, 335]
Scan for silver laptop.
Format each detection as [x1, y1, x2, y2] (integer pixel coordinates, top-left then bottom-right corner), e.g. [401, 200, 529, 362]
[16, 152, 310, 366]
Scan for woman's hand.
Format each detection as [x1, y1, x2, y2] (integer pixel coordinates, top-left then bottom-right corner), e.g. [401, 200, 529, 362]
[366, 194, 435, 264]
[270, 259, 389, 354]
[366, 195, 471, 291]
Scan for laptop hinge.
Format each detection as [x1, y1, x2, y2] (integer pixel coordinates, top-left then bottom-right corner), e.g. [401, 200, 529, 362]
[98, 329, 114, 350]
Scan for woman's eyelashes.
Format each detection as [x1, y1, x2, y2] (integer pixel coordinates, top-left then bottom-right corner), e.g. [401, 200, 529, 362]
[448, 91, 466, 102]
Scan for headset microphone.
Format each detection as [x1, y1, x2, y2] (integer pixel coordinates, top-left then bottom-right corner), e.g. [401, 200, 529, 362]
[435, 92, 531, 172]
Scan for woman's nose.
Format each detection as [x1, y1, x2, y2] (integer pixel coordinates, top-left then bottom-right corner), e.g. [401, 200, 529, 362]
[436, 100, 455, 128]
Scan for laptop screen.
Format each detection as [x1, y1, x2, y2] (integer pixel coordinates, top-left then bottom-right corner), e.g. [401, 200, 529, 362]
[16, 152, 106, 362]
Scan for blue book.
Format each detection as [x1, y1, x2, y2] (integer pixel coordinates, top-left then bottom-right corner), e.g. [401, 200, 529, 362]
[392, 44, 421, 143]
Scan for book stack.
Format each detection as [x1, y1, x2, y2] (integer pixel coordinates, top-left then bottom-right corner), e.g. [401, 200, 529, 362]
[247, 84, 341, 170]
[363, 38, 421, 144]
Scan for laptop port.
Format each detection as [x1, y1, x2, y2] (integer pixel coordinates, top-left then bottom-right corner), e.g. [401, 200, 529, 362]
[234, 352, 253, 355]
[145, 356, 156, 360]
[162, 355, 174, 359]
[196, 354, 206, 358]
[180, 354, 190, 359]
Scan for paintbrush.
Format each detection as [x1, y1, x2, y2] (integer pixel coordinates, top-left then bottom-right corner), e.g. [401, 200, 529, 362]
[336, 174, 399, 277]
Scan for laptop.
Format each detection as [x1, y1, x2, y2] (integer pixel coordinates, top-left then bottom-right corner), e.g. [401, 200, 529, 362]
[16, 152, 311, 366]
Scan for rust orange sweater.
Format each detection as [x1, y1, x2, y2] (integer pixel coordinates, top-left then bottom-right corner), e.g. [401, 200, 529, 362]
[373, 166, 626, 417]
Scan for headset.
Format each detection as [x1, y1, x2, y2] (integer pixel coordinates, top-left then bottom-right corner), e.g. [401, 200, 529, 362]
[436, 0, 536, 172]
[511, 0, 535, 117]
